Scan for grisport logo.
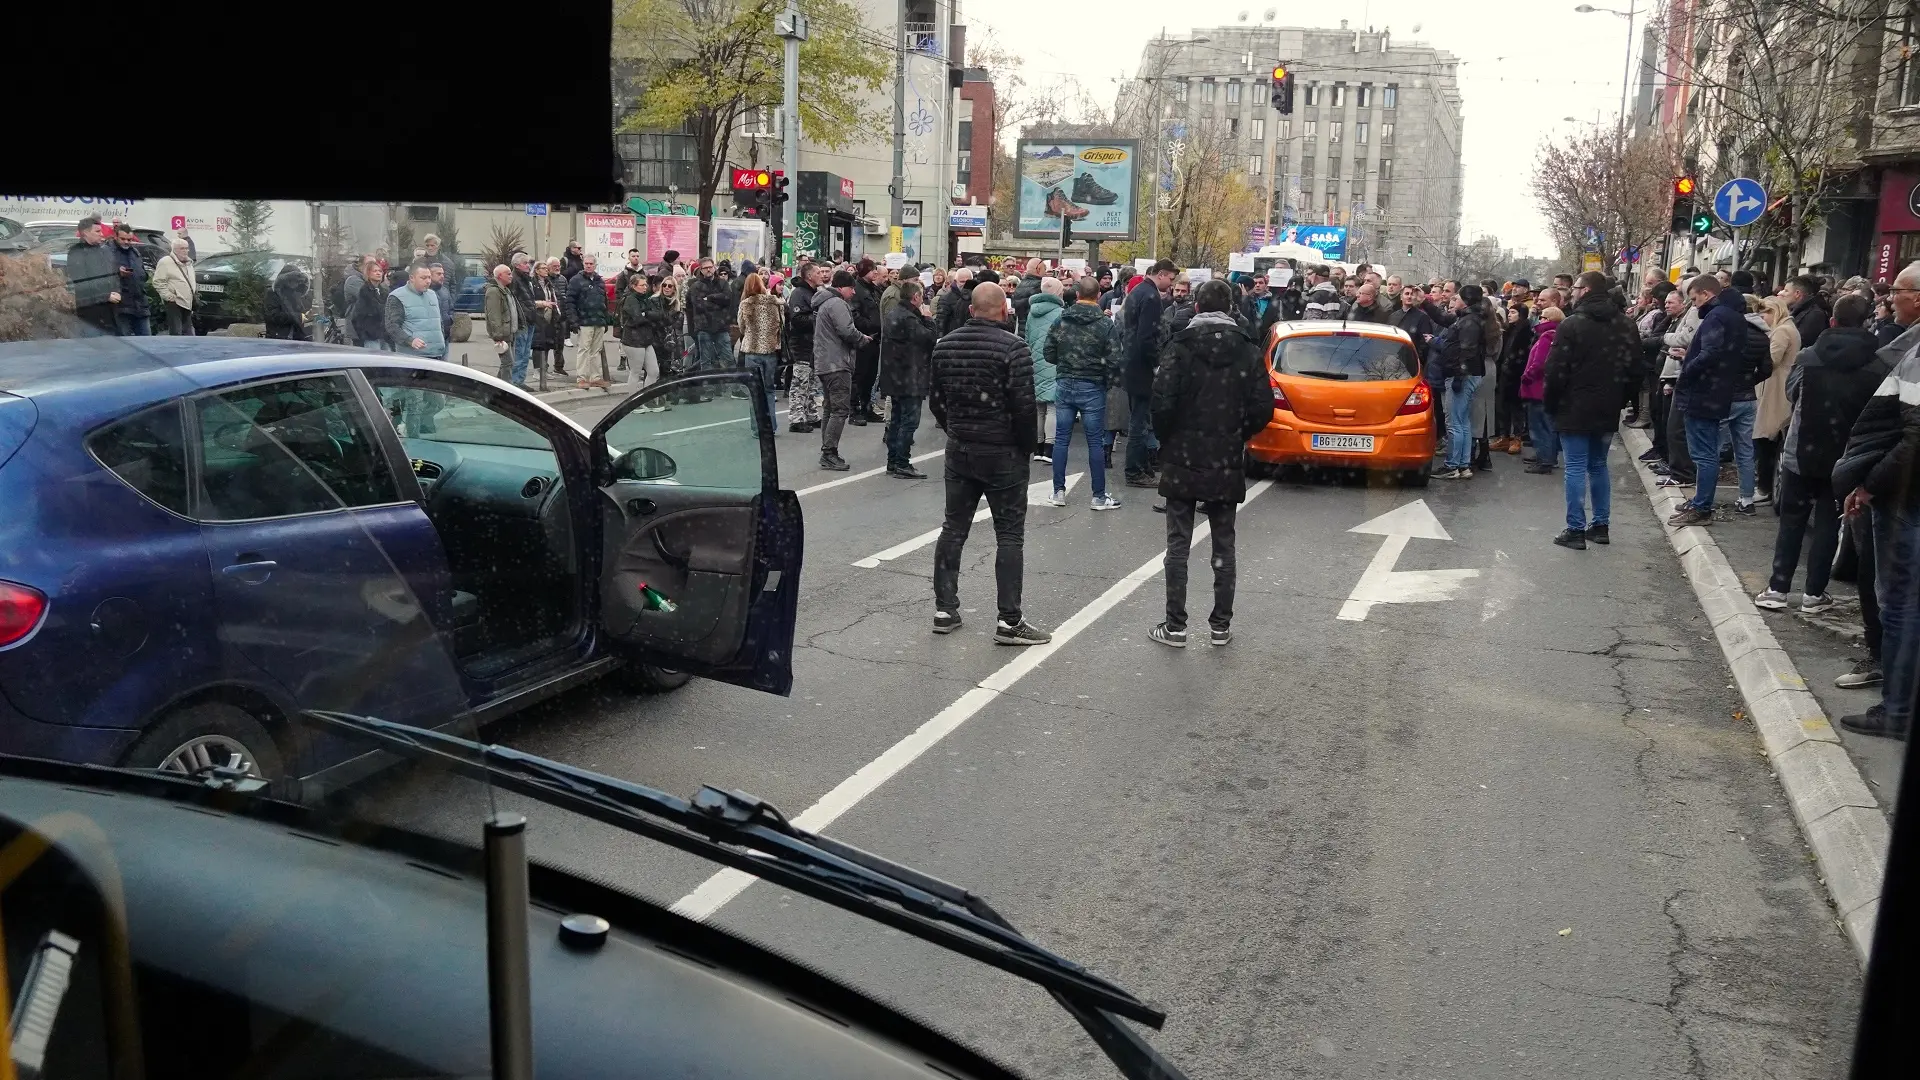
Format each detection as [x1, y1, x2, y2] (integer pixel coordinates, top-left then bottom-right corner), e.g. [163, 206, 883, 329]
[1078, 147, 1129, 166]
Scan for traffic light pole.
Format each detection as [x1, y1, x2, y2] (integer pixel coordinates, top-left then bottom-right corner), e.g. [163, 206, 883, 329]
[778, 2, 805, 266]
[889, 0, 906, 257]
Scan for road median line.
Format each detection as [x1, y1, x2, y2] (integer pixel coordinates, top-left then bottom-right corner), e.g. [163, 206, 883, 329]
[1621, 425, 1887, 960]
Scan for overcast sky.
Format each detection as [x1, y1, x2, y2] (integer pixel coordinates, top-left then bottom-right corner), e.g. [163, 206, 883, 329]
[960, 0, 1641, 256]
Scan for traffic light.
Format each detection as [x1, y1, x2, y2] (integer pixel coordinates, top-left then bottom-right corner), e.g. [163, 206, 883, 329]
[1270, 64, 1294, 115]
[1691, 211, 1713, 236]
[1669, 175, 1697, 234]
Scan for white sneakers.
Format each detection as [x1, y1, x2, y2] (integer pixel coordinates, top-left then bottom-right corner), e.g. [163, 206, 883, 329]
[1091, 493, 1121, 511]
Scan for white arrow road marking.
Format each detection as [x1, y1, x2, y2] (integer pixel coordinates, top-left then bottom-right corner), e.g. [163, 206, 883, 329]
[1337, 499, 1480, 621]
[852, 473, 1082, 568]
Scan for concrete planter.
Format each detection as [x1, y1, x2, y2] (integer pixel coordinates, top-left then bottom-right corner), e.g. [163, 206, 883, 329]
[451, 313, 473, 343]
[227, 323, 265, 338]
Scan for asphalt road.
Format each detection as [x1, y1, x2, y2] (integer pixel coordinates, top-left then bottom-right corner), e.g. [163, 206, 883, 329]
[355, 394, 1863, 1079]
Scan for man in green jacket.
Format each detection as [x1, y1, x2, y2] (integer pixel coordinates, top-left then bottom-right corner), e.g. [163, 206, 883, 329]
[1043, 277, 1122, 510]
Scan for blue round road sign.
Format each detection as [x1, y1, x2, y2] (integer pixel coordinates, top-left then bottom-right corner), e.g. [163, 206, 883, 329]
[1714, 177, 1765, 228]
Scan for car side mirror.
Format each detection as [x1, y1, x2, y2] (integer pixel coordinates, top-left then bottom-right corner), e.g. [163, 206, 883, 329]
[614, 446, 677, 482]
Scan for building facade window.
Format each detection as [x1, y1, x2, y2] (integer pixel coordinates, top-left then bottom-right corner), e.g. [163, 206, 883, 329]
[1378, 190, 1391, 212]
[1174, 79, 1189, 102]
[1358, 84, 1372, 108]
[1330, 158, 1341, 180]
[1249, 155, 1262, 176]
[1229, 117, 1240, 136]
[620, 132, 699, 191]
[1226, 81, 1242, 105]
[1381, 122, 1394, 144]
[1280, 119, 1290, 141]
[1384, 84, 1398, 109]
[1380, 158, 1392, 181]
[1356, 121, 1368, 145]
[1330, 121, 1343, 143]
[1305, 83, 1320, 107]
[1332, 84, 1346, 107]
[1901, 14, 1920, 107]
[1304, 120, 1317, 138]
[1201, 80, 1216, 103]
[1252, 117, 1265, 141]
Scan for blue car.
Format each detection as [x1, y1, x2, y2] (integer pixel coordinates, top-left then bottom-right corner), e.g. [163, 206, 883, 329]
[0, 339, 801, 785]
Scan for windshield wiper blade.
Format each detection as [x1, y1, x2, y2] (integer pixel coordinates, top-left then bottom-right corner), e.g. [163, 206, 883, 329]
[1291, 369, 1351, 380]
[302, 710, 1189, 1080]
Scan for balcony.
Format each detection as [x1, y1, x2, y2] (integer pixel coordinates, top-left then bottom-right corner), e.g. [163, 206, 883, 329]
[904, 21, 939, 55]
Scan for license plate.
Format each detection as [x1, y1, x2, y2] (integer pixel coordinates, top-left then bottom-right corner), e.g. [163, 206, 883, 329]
[197, 283, 225, 293]
[1310, 433, 1375, 452]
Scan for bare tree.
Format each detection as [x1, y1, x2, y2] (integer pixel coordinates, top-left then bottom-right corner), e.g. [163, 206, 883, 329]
[1650, 0, 1881, 268]
[1531, 127, 1676, 278]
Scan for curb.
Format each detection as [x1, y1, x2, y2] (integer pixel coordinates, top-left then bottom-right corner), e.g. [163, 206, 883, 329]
[1621, 426, 1887, 961]
[533, 386, 622, 405]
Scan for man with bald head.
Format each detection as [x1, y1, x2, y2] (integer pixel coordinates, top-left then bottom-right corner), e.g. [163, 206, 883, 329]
[928, 280, 1050, 645]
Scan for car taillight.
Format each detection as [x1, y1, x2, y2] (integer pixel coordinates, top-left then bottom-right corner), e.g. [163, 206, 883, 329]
[1270, 374, 1290, 412]
[1398, 381, 1432, 415]
[0, 582, 47, 647]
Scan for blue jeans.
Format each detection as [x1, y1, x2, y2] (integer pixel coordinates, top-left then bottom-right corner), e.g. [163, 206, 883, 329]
[1560, 431, 1612, 531]
[1053, 378, 1108, 497]
[511, 326, 533, 386]
[1873, 506, 1920, 730]
[1445, 376, 1480, 468]
[886, 395, 923, 467]
[741, 352, 779, 436]
[114, 310, 151, 336]
[1683, 415, 1724, 511]
[1526, 401, 1559, 466]
[1125, 390, 1157, 478]
[1722, 399, 1757, 501]
[692, 330, 730, 376]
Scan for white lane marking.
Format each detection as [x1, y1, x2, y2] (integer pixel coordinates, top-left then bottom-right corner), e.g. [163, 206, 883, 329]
[793, 450, 945, 498]
[851, 473, 1082, 568]
[1336, 499, 1479, 621]
[671, 478, 1276, 921]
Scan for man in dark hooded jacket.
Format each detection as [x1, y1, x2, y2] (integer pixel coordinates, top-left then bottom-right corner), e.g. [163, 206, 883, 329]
[1541, 271, 1637, 548]
[1758, 294, 1887, 619]
[1433, 284, 1489, 479]
[1670, 274, 1754, 525]
[1147, 279, 1272, 649]
[1009, 259, 1046, 334]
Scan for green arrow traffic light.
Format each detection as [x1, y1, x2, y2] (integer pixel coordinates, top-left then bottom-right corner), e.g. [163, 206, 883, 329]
[1691, 212, 1713, 236]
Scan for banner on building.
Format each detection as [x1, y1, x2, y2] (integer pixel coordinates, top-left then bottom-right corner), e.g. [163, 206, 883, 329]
[644, 214, 698, 264]
[711, 219, 767, 267]
[1014, 140, 1140, 241]
[584, 213, 637, 275]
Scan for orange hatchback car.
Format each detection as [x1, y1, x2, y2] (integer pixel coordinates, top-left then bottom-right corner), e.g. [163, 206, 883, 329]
[1248, 321, 1437, 486]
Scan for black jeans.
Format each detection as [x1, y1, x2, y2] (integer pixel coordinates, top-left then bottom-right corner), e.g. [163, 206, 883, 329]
[1768, 469, 1840, 597]
[933, 441, 1027, 625]
[1755, 436, 1779, 498]
[1665, 393, 1695, 482]
[164, 305, 194, 336]
[1650, 382, 1671, 459]
[853, 343, 880, 416]
[1164, 498, 1238, 632]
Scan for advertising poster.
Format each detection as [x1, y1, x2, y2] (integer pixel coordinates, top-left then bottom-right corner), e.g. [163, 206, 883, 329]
[795, 212, 821, 259]
[898, 226, 921, 263]
[1281, 224, 1349, 260]
[1014, 139, 1139, 240]
[711, 219, 766, 267]
[644, 214, 698, 263]
[584, 213, 636, 274]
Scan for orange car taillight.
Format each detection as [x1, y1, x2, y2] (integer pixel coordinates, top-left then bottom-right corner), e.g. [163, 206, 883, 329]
[1270, 375, 1290, 412]
[1398, 381, 1432, 415]
[0, 582, 47, 647]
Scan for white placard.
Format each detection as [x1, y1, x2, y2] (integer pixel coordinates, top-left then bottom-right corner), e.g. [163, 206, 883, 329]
[1187, 268, 1213, 284]
[1062, 258, 1087, 271]
[920, 270, 935, 287]
[1134, 258, 1154, 275]
[884, 252, 909, 270]
[1228, 252, 1256, 273]
[1268, 268, 1295, 288]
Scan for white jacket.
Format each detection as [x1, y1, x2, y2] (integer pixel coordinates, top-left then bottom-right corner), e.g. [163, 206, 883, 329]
[152, 254, 196, 310]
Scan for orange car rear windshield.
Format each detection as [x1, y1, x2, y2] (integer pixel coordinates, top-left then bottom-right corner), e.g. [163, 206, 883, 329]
[1273, 333, 1419, 382]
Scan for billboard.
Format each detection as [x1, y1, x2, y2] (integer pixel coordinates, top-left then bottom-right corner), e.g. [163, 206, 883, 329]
[1282, 224, 1349, 260]
[584, 213, 636, 274]
[1014, 140, 1139, 241]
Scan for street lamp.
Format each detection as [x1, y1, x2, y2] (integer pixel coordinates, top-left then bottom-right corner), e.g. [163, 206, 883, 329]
[1141, 36, 1211, 259]
[1577, 1, 1639, 281]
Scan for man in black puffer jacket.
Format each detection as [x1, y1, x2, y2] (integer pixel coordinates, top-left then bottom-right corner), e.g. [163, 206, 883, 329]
[1542, 271, 1638, 548]
[928, 281, 1048, 646]
[1831, 300, 1920, 741]
[1761, 294, 1887, 621]
[1147, 279, 1272, 648]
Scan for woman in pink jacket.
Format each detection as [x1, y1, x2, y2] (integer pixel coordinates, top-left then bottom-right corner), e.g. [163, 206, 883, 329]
[1520, 307, 1563, 473]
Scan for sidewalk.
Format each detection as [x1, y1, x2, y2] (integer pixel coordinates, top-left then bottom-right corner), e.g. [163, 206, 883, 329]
[439, 338, 643, 406]
[1661, 462, 1904, 812]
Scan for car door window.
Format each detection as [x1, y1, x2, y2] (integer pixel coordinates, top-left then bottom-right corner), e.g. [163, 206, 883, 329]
[194, 375, 400, 521]
[87, 403, 190, 515]
[602, 391, 763, 491]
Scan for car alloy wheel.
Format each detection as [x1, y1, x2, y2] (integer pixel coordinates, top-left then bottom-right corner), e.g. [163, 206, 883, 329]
[157, 734, 262, 778]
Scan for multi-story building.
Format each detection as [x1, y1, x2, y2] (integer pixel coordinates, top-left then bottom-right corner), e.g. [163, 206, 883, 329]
[1118, 19, 1463, 279]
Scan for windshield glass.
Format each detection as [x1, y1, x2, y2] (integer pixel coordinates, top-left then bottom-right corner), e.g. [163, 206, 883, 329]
[1274, 332, 1418, 380]
[1, 6, 1895, 1079]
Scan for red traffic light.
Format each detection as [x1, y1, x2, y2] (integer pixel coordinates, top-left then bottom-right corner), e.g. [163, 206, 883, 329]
[1673, 176, 1697, 197]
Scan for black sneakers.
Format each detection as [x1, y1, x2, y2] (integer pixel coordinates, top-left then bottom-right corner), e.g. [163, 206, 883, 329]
[1586, 523, 1609, 545]
[1149, 623, 1187, 648]
[1838, 705, 1909, 741]
[1553, 528, 1587, 550]
[819, 453, 850, 471]
[888, 463, 927, 479]
[994, 620, 1053, 645]
[932, 611, 962, 634]
[1072, 172, 1119, 205]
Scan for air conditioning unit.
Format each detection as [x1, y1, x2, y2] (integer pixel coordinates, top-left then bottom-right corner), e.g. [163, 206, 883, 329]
[861, 216, 888, 235]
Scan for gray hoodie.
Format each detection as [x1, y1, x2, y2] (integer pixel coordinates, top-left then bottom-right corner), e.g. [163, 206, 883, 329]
[812, 287, 864, 376]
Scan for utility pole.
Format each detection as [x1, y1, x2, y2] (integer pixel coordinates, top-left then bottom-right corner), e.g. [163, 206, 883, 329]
[889, 0, 907, 251]
[778, 1, 807, 264]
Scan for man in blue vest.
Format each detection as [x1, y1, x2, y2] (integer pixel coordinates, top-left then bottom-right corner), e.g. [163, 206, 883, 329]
[385, 263, 448, 360]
